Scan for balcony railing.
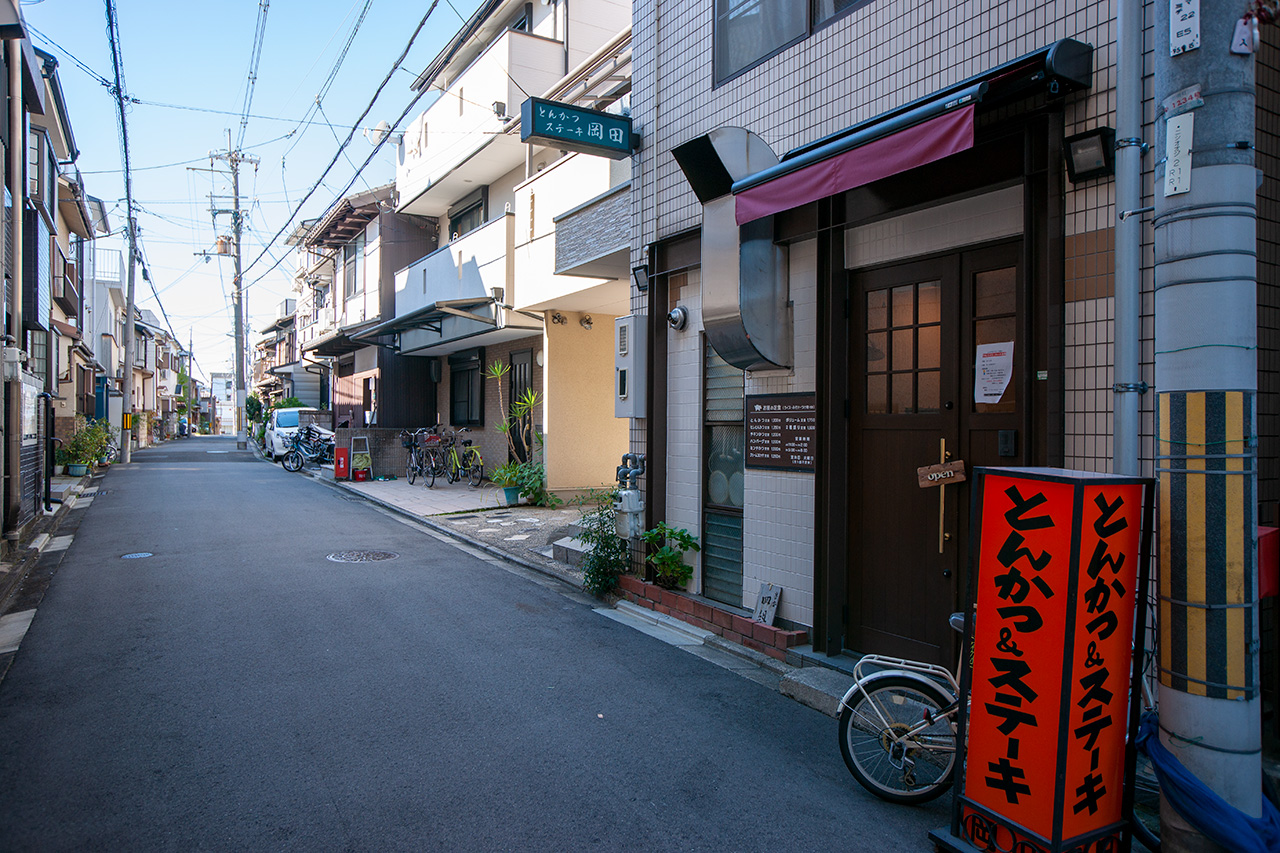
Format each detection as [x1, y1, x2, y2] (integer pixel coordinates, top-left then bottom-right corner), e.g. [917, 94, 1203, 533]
[395, 213, 513, 318]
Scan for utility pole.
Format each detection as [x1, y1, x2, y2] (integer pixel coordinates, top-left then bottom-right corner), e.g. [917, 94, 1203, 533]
[212, 131, 257, 450]
[186, 330, 193, 435]
[1154, 2, 1260, 848]
[120, 218, 137, 462]
[104, 0, 138, 465]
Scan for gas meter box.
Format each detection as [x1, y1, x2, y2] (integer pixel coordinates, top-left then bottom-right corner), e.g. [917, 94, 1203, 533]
[614, 489, 645, 540]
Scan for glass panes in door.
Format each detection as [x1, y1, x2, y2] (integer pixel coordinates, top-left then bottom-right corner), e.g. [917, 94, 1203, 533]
[865, 281, 941, 414]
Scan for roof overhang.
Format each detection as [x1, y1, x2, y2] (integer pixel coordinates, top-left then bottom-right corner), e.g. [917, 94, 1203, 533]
[300, 319, 381, 357]
[58, 176, 93, 238]
[305, 185, 394, 248]
[352, 296, 543, 356]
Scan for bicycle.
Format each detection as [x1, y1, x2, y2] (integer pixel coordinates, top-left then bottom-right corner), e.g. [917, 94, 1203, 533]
[281, 424, 336, 473]
[400, 428, 435, 485]
[837, 612, 964, 805]
[836, 613, 1161, 851]
[435, 427, 483, 486]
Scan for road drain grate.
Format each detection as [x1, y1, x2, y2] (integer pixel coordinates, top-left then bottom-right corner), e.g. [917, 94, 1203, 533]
[121, 552, 153, 560]
[326, 550, 399, 563]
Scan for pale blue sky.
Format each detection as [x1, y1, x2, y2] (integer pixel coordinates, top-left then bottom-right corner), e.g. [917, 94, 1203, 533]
[21, 0, 485, 382]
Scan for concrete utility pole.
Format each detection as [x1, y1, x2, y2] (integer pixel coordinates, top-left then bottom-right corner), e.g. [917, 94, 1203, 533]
[120, 218, 137, 462]
[213, 131, 256, 450]
[1154, 2, 1261, 848]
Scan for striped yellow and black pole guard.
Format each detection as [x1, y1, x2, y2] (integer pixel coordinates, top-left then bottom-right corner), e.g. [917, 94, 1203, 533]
[1158, 389, 1256, 700]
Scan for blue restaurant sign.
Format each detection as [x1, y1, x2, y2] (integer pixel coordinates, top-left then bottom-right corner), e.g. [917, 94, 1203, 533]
[520, 97, 636, 159]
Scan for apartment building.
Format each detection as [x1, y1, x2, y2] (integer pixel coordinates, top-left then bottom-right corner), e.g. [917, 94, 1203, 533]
[626, 0, 1279, 687]
[299, 183, 438, 428]
[374, 0, 631, 491]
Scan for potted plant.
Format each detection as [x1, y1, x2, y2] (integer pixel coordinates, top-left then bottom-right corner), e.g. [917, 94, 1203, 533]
[640, 523, 700, 590]
[490, 461, 523, 504]
[486, 361, 561, 508]
[60, 416, 114, 476]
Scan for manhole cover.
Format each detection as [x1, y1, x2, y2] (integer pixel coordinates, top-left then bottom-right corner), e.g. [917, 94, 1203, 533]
[326, 550, 399, 563]
[121, 552, 153, 560]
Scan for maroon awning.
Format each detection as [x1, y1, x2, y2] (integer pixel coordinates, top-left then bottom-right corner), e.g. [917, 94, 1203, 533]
[734, 104, 976, 225]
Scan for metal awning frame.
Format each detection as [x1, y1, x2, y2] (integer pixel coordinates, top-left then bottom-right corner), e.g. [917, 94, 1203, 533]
[351, 296, 544, 354]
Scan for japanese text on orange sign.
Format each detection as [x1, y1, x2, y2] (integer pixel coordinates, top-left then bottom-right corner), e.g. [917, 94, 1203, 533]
[966, 474, 1142, 846]
[967, 476, 1074, 840]
[1062, 486, 1141, 839]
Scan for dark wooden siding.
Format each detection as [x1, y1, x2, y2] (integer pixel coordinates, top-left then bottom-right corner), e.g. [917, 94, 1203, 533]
[377, 347, 437, 429]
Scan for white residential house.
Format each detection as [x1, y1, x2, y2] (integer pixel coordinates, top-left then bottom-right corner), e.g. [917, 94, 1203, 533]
[381, 0, 632, 492]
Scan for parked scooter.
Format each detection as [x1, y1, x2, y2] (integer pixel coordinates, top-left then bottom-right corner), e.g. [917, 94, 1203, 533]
[281, 423, 335, 472]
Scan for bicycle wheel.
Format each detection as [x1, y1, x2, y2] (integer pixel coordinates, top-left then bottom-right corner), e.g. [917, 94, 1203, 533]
[282, 450, 303, 473]
[838, 674, 956, 804]
[467, 450, 483, 486]
[423, 448, 440, 487]
[447, 452, 460, 484]
[406, 449, 418, 485]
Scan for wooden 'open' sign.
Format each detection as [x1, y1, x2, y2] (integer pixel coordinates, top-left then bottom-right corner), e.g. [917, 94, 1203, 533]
[917, 460, 966, 488]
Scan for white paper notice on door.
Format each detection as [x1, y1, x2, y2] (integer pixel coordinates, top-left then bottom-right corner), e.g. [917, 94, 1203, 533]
[976, 341, 1015, 404]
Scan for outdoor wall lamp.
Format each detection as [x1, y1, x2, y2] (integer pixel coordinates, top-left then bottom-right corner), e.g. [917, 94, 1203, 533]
[550, 312, 567, 325]
[579, 314, 593, 330]
[1064, 126, 1116, 182]
[631, 264, 650, 292]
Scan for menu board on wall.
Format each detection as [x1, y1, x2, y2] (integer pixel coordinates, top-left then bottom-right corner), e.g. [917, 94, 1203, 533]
[745, 393, 816, 472]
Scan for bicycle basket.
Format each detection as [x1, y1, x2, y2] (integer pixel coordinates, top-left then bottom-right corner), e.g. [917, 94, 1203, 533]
[422, 434, 441, 446]
[400, 437, 415, 449]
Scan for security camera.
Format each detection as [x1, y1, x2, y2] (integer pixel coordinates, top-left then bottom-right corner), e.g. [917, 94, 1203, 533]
[667, 306, 689, 331]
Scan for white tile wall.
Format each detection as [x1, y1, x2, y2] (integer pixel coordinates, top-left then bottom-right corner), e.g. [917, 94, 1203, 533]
[633, 0, 1158, 629]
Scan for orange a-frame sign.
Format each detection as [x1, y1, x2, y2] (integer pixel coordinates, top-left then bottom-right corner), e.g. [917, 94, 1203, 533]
[932, 468, 1153, 853]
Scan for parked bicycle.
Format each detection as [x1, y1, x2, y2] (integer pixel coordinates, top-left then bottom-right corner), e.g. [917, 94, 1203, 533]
[426, 426, 483, 487]
[400, 427, 438, 485]
[836, 612, 1160, 850]
[281, 423, 335, 472]
[837, 612, 964, 805]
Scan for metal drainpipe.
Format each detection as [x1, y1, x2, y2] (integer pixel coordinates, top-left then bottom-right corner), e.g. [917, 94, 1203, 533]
[6, 39, 24, 539]
[1153, 1, 1261, 843]
[1113, 0, 1143, 477]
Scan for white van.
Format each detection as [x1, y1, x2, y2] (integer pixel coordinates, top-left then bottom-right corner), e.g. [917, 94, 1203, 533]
[265, 407, 324, 461]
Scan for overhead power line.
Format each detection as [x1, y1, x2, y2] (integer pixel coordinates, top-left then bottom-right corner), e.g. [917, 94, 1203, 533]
[241, 0, 442, 282]
[237, 0, 272, 150]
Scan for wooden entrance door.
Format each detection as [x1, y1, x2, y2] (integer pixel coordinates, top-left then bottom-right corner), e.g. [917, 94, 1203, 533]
[848, 241, 1024, 665]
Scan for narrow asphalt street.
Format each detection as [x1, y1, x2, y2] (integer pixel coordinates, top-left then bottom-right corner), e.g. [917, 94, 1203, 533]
[0, 435, 948, 851]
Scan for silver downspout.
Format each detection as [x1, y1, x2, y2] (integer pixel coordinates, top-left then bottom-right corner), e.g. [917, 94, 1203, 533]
[1113, 0, 1143, 476]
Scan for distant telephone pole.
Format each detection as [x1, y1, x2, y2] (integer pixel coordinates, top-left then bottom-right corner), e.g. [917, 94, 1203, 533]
[211, 131, 257, 450]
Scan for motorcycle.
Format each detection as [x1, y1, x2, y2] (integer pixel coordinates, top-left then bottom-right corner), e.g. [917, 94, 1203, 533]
[281, 423, 335, 472]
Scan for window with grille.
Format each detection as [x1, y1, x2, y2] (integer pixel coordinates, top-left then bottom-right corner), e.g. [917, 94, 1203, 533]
[704, 343, 744, 606]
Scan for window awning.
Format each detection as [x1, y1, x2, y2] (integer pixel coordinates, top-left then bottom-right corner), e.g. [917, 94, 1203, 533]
[300, 319, 380, 357]
[734, 99, 977, 225]
[729, 38, 1094, 225]
[350, 297, 543, 356]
